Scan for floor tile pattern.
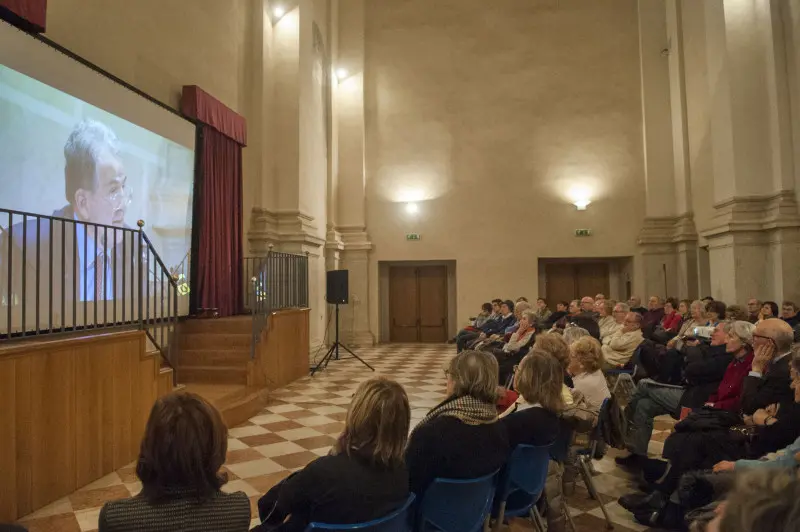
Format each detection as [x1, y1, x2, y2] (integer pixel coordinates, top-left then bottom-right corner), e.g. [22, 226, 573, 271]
[18, 344, 670, 532]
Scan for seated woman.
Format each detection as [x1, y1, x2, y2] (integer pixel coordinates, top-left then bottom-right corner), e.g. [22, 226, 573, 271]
[452, 300, 500, 344]
[757, 300, 779, 323]
[534, 332, 576, 406]
[567, 336, 610, 412]
[666, 300, 707, 352]
[406, 350, 509, 496]
[651, 297, 683, 344]
[99, 392, 251, 532]
[491, 309, 538, 385]
[255, 377, 410, 531]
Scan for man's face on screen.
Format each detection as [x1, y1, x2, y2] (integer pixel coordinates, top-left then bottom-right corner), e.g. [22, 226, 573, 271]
[74, 152, 127, 230]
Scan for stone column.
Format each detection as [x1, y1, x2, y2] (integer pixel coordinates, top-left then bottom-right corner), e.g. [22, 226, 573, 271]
[698, 0, 800, 303]
[635, 0, 699, 299]
[331, 0, 374, 346]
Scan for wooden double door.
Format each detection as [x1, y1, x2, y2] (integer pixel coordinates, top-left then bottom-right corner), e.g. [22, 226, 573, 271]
[545, 262, 610, 305]
[389, 265, 448, 343]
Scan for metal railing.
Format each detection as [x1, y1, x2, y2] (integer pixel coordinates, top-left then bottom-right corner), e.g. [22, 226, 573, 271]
[246, 250, 309, 358]
[0, 208, 180, 371]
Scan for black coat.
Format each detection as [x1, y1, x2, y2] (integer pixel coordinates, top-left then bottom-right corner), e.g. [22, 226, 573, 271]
[679, 344, 732, 409]
[740, 353, 793, 415]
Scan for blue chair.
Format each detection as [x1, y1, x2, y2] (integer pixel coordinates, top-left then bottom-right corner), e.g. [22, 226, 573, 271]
[491, 444, 552, 532]
[574, 398, 614, 529]
[305, 493, 415, 531]
[415, 470, 499, 532]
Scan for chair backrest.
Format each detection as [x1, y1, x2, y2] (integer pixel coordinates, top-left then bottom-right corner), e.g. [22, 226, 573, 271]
[496, 444, 552, 502]
[305, 493, 415, 531]
[417, 470, 499, 532]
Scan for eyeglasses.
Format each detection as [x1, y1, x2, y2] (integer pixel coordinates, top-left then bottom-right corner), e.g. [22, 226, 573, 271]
[752, 333, 776, 343]
[104, 182, 133, 208]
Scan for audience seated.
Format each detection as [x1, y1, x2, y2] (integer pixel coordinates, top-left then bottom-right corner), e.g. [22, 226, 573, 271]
[757, 300, 779, 323]
[534, 297, 552, 325]
[553, 299, 581, 330]
[705, 300, 727, 326]
[456, 300, 516, 352]
[622, 350, 800, 528]
[641, 296, 666, 339]
[99, 392, 251, 532]
[616, 322, 752, 468]
[545, 300, 569, 329]
[746, 298, 762, 323]
[725, 304, 749, 322]
[562, 325, 590, 346]
[596, 299, 620, 341]
[567, 336, 610, 412]
[405, 350, 509, 496]
[628, 296, 647, 315]
[474, 302, 494, 328]
[782, 300, 800, 328]
[452, 299, 502, 345]
[254, 378, 409, 532]
[667, 299, 707, 352]
[650, 297, 682, 344]
[491, 309, 538, 385]
[601, 312, 644, 368]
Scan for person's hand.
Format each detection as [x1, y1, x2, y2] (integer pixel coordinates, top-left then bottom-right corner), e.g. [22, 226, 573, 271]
[752, 343, 776, 373]
[713, 461, 736, 473]
[743, 415, 754, 426]
[753, 409, 771, 426]
[685, 338, 700, 347]
[766, 403, 779, 416]
[704, 402, 715, 408]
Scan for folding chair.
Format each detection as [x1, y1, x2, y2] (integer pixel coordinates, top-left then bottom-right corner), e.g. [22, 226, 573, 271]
[491, 444, 552, 532]
[416, 470, 499, 532]
[573, 398, 614, 529]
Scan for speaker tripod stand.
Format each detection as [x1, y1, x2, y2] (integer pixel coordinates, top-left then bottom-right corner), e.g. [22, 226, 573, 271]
[310, 303, 374, 376]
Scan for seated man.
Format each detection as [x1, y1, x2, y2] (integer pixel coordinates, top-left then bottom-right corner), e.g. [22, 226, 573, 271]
[456, 300, 515, 352]
[553, 299, 581, 330]
[641, 296, 665, 340]
[601, 312, 644, 368]
[628, 296, 647, 315]
[544, 300, 569, 329]
[616, 321, 751, 468]
[452, 299, 501, 345]
[746, 297, 762, 323]
[740, 318, 795, 415]
[781, 301, 800, 328]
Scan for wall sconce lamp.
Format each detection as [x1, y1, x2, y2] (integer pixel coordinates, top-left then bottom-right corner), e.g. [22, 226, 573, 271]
[405, 202, 419, 215]
[573, 199, 591, 211]
[272, 5, 286, 22]
[335, 68, 350, 82]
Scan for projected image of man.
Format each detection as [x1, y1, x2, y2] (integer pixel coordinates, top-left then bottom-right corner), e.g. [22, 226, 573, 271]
[58, 120, 130, 300]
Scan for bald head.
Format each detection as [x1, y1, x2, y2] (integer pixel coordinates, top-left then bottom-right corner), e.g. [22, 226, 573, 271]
[754, 318, 794, 353]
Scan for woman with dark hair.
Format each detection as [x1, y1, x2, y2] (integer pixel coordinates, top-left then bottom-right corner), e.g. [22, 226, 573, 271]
[99, 392, 250, 532]
[758, 301, 780, 322]
[406, 350, 509, 496]
[254, 377, 410, 531]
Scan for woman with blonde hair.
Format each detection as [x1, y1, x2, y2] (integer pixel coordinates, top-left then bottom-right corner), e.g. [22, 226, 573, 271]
[533, 332, 575, 406]
[406, 350, 509, 496]
[568, 336, 611, 411]
[254, 378, 410, 531]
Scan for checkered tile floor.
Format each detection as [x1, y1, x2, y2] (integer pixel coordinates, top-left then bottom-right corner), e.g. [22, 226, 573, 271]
[17, 344, 672, 532]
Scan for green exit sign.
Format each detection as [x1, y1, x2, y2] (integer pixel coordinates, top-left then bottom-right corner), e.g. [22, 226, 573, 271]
[575, 229, 592, 237]
[406, 233, 421, 241]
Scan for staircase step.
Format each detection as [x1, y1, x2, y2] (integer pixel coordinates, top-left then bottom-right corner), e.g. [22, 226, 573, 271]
[181, 332, 252, 350]
[178, 365, 248, 385]
[178, 349, 251, 367]
[181, 317, 252, 335]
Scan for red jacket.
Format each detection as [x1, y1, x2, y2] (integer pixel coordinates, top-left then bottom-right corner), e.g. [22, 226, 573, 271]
[707, 351, 754, 411]
[660, 311, 683, 333]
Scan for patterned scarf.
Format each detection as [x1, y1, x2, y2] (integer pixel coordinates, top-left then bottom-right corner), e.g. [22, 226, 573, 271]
[410, 395, 498, 438]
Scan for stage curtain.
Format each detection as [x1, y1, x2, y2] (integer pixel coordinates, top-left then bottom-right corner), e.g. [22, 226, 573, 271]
[195, 127, 243, 316]
[181, 85, 247, 146]
[0, 0, 47, 32]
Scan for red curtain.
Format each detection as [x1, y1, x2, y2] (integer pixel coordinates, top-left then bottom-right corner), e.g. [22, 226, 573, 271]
[0, 0, 47, 32]
[195, 127, 243, 316]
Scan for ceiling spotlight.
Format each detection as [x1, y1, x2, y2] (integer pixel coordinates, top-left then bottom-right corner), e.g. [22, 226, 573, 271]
[405, 202, 419, 214]
[273, 6, 285, 18]
[335, 68, 349, 81]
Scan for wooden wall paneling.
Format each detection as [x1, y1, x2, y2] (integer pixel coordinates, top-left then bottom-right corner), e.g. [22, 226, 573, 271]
[74, 345, 109, 487]
[112, 342, 133, 470]
[30, 349, 76, 511]
[13, 355, 32, 518]
[254, 309, 309, 389]
[0, 357, 18, 520]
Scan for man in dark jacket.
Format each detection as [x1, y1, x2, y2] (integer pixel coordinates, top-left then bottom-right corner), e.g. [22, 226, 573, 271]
[641, 296, 666, 340]
[617, 323, 731, 468]
[456, 300, 515, 352]
[781, 301, 800, 328]
[740, 318, 794, 415]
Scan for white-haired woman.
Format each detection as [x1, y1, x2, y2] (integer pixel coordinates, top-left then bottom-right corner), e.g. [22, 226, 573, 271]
[405, 350, 509, 496]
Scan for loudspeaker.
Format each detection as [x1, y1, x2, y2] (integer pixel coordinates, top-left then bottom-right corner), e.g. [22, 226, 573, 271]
[326, 270, 349, 304]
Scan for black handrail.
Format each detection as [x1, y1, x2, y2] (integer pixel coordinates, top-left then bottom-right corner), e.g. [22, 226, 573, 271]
[0, 207, 180, 378]
[246, 250, 309, 359]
